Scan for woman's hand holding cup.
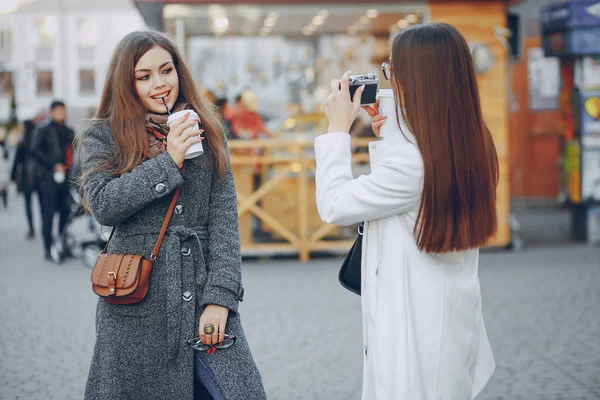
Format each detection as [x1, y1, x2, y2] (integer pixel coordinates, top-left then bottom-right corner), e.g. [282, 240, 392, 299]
[361, 100, 387, 139]
[166, 112, 204, 168]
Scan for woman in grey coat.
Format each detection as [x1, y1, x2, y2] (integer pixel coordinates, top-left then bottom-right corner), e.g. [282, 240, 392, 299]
[78, 30, 266, 400]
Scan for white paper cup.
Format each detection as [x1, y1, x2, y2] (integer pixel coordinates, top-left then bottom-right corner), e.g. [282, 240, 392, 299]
[167, 109, 204, 159]
[53, 170, 66, 184]
[375, 89, 401, 140]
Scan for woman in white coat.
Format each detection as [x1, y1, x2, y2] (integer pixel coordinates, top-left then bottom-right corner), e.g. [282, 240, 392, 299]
[315, 23, 498, 399]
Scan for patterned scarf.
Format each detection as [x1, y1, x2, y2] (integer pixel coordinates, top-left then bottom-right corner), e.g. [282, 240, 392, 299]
[145, 101, 197, 158]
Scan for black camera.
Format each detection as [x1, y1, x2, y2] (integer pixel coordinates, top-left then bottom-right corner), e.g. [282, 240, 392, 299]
[349, 73, 379, 105]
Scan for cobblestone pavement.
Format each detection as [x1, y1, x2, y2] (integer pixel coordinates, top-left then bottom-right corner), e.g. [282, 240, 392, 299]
[1, 188, 599, 400]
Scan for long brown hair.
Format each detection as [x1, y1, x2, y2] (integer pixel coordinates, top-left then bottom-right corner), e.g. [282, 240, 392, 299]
[78, 30, 227, 180]
[390, 23, 499, 253]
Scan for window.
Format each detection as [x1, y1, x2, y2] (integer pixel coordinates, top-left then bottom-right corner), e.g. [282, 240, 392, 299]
[36, 70, 53, 95]
[77, 17, 97, 49]
[79, 69, 95, 95]
[35, 17, 56, 48]
[0, 71, 11, 96]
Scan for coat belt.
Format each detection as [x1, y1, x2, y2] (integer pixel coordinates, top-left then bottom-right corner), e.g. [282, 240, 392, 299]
[164, 225, 209, 360]
[111, 224, 209, 239]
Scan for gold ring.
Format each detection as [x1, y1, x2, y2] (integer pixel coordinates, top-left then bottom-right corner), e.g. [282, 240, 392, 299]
[203, 324, 215, 335]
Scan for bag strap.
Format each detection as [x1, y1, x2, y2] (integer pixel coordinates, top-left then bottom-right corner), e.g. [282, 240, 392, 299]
[101, 167, 185, 262]
[150, 184, 181, 261]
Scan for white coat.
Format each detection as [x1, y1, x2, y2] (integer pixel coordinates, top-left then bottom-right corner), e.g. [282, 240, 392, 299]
[314, 128, 495, 400]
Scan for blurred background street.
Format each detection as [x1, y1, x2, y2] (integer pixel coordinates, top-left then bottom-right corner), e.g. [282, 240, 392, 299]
[2, 0, 600, 399]
[1, 188, 599, 400]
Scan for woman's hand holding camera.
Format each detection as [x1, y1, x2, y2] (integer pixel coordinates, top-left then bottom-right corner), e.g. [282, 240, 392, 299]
[166, 112, 204, 168]
[324, 71, 365, 134]
[361, 99, 387, 139]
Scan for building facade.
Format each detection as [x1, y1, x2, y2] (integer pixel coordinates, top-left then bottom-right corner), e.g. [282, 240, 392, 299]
[0, 0, 146, 129]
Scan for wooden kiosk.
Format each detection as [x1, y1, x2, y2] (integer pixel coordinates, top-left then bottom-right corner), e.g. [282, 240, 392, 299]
[133, 0, 514, 260]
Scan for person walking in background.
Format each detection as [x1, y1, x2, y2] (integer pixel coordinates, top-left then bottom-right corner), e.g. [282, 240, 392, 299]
[0, 140, 10, 210]
[77, 30, 265, 400]
[11, 120, 38, 238]
[29, 101, 74, 261]
[315, 23, 498, 399]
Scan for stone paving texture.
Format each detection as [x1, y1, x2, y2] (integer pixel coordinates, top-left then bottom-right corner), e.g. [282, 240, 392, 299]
[0, 188, 599, 400]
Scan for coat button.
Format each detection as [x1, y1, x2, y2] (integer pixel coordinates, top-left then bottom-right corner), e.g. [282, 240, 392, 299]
[375, 268, 379, 276]
[155, 183, 166, 193]
[182, 291, 192, 302]
[174, 205, 184, 215]
[365, 346, 368, 356]
[181, 246, 191, 256]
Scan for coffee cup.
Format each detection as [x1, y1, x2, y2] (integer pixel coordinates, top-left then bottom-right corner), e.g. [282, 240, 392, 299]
[53, 170, 66, 184]
[375, 89, 401, 140]
[167, 110, 204, 159]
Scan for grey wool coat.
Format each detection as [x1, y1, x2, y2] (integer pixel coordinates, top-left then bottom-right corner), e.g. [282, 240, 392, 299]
[81, 119, 267, 400]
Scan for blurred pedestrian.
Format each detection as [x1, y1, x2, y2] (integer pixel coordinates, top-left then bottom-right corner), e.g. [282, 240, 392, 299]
[29, 101, 75, 261]
[229, 90, 273, 139]
[316, 23, 498, 399]
[233, 93, 243, 114]
[228, 90, 272, 178]
[0, 140, 10, 209]
[76, 30, 265, 400]
[10, 120, 38, 238]
[214, 98, 234, 140]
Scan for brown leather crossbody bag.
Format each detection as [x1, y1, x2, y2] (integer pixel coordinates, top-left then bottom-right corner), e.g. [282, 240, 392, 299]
[91, 184, 182, 305]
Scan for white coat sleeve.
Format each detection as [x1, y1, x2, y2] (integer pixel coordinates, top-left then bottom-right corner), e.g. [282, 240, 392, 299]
[314, 132, 423, 226]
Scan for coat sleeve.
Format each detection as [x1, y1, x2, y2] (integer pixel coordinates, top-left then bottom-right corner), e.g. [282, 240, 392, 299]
[315, 132, 423, 226]
[81, 121, 184, 226]
[200, 136, 244, 314]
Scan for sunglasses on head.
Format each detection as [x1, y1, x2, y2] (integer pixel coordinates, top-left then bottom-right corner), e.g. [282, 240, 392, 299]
[186, 334, 236, 354]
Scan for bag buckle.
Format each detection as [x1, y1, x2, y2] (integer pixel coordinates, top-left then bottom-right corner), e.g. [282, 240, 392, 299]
[107, 271, 117, 295]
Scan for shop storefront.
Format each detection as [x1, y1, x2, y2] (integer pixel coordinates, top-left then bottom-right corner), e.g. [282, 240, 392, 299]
[133, 0, 513, 259]
[541, 0, 600, 245]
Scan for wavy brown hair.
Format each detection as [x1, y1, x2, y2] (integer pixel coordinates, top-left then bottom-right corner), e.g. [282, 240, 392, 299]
[390, 23, 499, 253]
[77, 30, 227, 181]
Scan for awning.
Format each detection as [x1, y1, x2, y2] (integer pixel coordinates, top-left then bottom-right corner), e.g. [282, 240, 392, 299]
[132, 1, 428, 37]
